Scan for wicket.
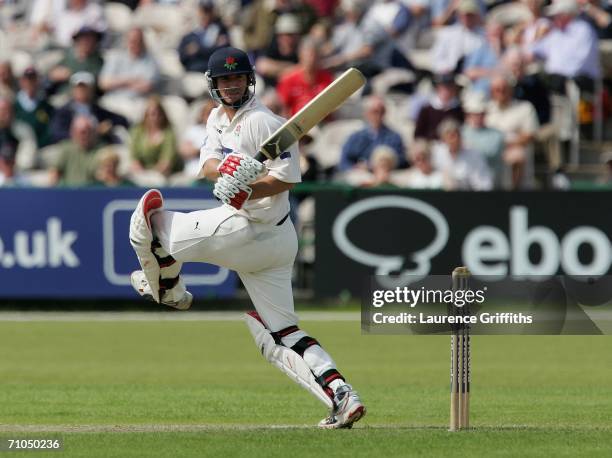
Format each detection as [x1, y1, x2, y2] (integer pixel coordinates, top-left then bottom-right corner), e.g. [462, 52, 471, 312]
[449, 266, 471, 431]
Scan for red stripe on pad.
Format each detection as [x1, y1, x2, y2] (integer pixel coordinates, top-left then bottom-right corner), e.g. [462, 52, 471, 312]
[276, 326, 299, 337]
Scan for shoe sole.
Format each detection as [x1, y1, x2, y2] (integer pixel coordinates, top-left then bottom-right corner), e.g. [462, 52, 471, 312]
[341, 405, 366, 429]
[318, 405, 366, 429]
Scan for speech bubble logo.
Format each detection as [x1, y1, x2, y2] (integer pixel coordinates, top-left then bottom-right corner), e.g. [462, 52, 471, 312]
[332, 196, 449, 286]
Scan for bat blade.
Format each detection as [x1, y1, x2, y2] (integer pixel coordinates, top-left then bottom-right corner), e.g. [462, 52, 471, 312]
[255, 68, 366, 162]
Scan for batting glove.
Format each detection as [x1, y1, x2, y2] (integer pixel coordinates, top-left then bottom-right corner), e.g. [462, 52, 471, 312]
[213, 175, 252, 210]
[217, 153, 264, 185]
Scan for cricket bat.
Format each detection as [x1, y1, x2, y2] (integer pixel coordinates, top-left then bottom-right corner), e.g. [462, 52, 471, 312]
[253, 67, 366, 162]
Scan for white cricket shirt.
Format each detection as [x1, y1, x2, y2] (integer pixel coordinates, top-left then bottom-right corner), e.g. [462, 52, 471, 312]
[199, 96, 301, 224]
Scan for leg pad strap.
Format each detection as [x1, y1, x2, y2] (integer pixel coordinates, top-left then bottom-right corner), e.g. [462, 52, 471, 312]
[291, 336, 320, 357]
[317, 369, 345, 400]
[159, 276, 179, 291]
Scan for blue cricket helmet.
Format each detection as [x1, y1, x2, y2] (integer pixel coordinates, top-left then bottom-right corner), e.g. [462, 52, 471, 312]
[206, 47, 256, 108]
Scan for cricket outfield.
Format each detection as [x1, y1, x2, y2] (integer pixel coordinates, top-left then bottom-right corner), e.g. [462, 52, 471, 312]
[0, 312, 611, 457]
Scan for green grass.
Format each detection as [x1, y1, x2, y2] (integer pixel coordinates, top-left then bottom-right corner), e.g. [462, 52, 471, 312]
[0, 319, 611, 457]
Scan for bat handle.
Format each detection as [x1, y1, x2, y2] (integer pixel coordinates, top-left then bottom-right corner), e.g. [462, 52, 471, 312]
[254, 151, 267, 163]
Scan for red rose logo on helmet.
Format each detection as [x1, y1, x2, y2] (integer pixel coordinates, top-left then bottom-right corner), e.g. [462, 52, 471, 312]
[224, 56, 237, 70]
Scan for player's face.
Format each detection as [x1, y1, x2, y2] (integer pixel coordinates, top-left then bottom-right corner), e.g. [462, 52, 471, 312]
[217, 74, 248, 105]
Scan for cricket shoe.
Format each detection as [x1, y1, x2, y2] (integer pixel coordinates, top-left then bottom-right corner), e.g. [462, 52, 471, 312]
[318, 384, 366, 429]
[130, 270, 193, 311]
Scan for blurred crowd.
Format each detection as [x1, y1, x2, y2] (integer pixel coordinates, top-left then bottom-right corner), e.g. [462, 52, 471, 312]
[1, 0, 612, 190]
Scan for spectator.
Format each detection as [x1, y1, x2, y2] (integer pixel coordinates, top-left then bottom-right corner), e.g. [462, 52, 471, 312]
[358, 0, 415, 74]
[241, 0, 277, 55]
[50, 115, 101, 186]
[503, 48, 558, 172]
[326, 0, 367, 69]
[0, 60, 16, 99]
[308, 20, 335, 58]
[486, 73, 539, 189]
[580, 0, 612, 39]
[431, 0, 486, 28]
[462, 20, 506, 95]
[50, 72, 128, 144]
[390, 140, 444, 189]
[461, 91, 505, 186]
[324, 0, 414, 79]
[367, 145, 399, 187]
[0, 98, 21, 169]
[0, 96, 36, 171]
[414, 73, 464, 140]
[528, 0, 600, 90]
[0, 92, 34, 184]
[130, 96, 180, 178]
[276, 37, 334, 117]
[99, 27, 161, 99]
[48, 26, 104, 95]
[304, 0, 337, 18]
[273, 0, 318, 34]
[336, 145, 399, 187]
[14, 66, 55, 148]
[52, 0, 107, 48]
[256, 14, 302, 88]
[503, 48, 551, 125]
[390, 0, 429, 59]
[511, 0, 551, 50]
[29, 0, 66, 45]
[0, 140, 29, 186]
[94, 146, 134, 187]
[179, 98, 216, 177]
[338, 95, 406, 171]
[432, 118, 493, 190]
[178, 0, 230, 73]
[431, 0, 485, 74]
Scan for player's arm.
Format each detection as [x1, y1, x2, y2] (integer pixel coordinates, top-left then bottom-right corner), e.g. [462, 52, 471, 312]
[249, 174, 294, 199]
[198, 115, 225, 181]
[200, 158, 222, 181]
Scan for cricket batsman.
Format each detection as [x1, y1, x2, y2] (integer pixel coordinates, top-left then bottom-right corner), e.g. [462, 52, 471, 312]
[128, 47, 366, 428]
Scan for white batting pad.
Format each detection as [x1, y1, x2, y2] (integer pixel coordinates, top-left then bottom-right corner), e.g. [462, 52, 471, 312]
[129, 210, 161, 303]
[245, 313, 334, 409]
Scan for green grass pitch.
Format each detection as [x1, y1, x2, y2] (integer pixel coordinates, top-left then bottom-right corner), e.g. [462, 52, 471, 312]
[0, 316, 611, 457]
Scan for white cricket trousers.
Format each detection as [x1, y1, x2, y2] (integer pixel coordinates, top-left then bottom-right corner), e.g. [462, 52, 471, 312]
[151, 205, 299, 331]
